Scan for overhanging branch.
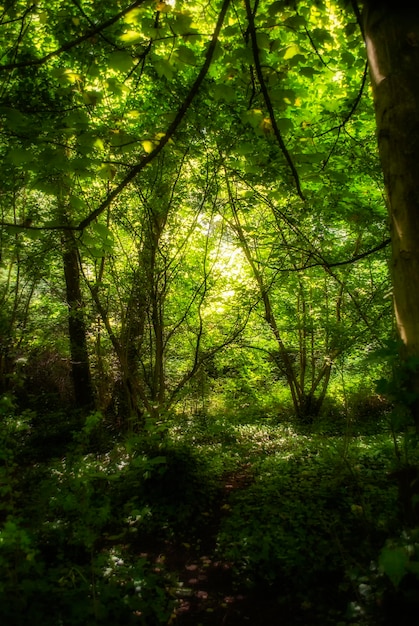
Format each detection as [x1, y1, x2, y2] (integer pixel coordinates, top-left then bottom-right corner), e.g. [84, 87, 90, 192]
[244, 0, 305, 201]
[0, 0, 148, 71]
[263, 237, 391, 272]
[76, 0, 231, 231]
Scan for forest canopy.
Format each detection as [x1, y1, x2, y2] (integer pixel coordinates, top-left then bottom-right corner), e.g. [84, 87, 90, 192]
[0, 0, 392, 422]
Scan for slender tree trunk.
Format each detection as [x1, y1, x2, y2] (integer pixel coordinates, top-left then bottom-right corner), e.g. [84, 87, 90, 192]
[62, 233, 94, 410]
[363, 3, 419, 429]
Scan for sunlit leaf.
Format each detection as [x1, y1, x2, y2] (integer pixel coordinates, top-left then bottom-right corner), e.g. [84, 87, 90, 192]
[156, 2, 172, 12]
[123, 7, 143, 24]
[142, 140, 155, 154]
[119, 30, 143, 44]
[98, 164, 117, 180]
[93, 138, 105, 152]
[82, 90, 102, 106]
[283, 44, 301, 60]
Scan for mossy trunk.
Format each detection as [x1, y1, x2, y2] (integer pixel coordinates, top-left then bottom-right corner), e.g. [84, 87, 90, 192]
[364, 4, 419, 429]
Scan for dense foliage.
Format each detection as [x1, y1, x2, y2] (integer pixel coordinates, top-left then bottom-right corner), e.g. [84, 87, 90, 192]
[1, 1, 418, 624]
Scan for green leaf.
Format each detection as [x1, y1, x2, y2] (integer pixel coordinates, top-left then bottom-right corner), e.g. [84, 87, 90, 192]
[236, 143, 255, 155]
[24, 228, 44, 240]
[256, 32, 271, 51]
[299, 67, 321, 78]
[4, 224, 25, 236]
[98, 164, 117, 180]
[30, 181, 58, 196]
[123, 7, 143, 25]
[62, 110, 90, 131]
[283, 45, 301, 60]
[119, 30, 143, 44]
[270, 87, 297, 107]
[92, 223, 114, 244]
[154, 58, 174, 80]
[341, 52, 356, 66]
[175, 45, 197, 66]
[379, 546, 409, 587]
[142, 140, 155, 154]
[283, 15, 306, 28]
[277, 118, 294, 133]
[242, 109, 264, 128]
[311, 28, 333, 45]
[69, 195, 87, 210]
[82, 90, 102, 106]
[0, 107, 30, 131]
[287, 54, 306, 67]
[345, 22, 357, 37]
[51, 67, 83, 85]
[110, 130, 138, 149]
[108, 51, 134, 73]
[212, 83, 236, 103]
[8, 148, 33, 165]
[171, 12, 194, 35]
[149, 456, 166, 465]
[268, 1, 283, 16]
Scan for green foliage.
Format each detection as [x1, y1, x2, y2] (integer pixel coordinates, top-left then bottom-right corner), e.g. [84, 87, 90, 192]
[216, 438, 396, 590]
[1, 393, 418, 625]
[1, 0, 415, 622]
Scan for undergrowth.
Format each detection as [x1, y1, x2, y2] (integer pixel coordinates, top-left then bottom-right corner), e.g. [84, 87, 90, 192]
[1, 395, 419, 625]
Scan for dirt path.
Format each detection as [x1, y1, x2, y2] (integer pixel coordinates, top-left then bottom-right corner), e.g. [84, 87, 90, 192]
[164, 463, 288, 626]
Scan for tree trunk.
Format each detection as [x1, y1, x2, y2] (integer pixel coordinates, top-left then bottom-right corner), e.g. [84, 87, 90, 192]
[363, 3, 419, 429]
[62, 233, 95, 410]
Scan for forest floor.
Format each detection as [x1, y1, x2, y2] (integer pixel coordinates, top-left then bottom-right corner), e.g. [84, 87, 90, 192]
[3, 407, 419, 626]
[133, 462, 303, 626]
[153, 463, 267, 626]
[123, 411, 419, 626]
[136, 465, 360, 626]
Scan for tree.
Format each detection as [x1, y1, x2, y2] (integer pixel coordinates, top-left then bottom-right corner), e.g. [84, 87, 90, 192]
[361, 0, 419, 429]
[0, 0, 392, 421]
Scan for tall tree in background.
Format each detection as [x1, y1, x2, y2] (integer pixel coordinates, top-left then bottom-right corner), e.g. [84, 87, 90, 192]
[361, 0, 419, 428]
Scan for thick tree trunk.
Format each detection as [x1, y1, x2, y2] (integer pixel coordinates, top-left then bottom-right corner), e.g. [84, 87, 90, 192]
[363, 4, 419, 429]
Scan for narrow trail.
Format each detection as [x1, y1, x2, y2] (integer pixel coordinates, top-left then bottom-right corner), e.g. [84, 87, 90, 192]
[154, 462, 290, 626]
[131, 460, 299, 624]
[170, 463, 254, 625]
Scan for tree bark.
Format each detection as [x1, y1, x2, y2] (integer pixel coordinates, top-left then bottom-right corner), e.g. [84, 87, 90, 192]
[62, 233, 95, 410]
[363, 3, 419, 429]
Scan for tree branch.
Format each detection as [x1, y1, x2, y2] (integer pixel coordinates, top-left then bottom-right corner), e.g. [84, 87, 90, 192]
[0, 0, 147, 71]
[264, 237, 391, 272]
[76, 0, 231, 231]
[244, 0, 305, 201]
[316, 61, 368, 140]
